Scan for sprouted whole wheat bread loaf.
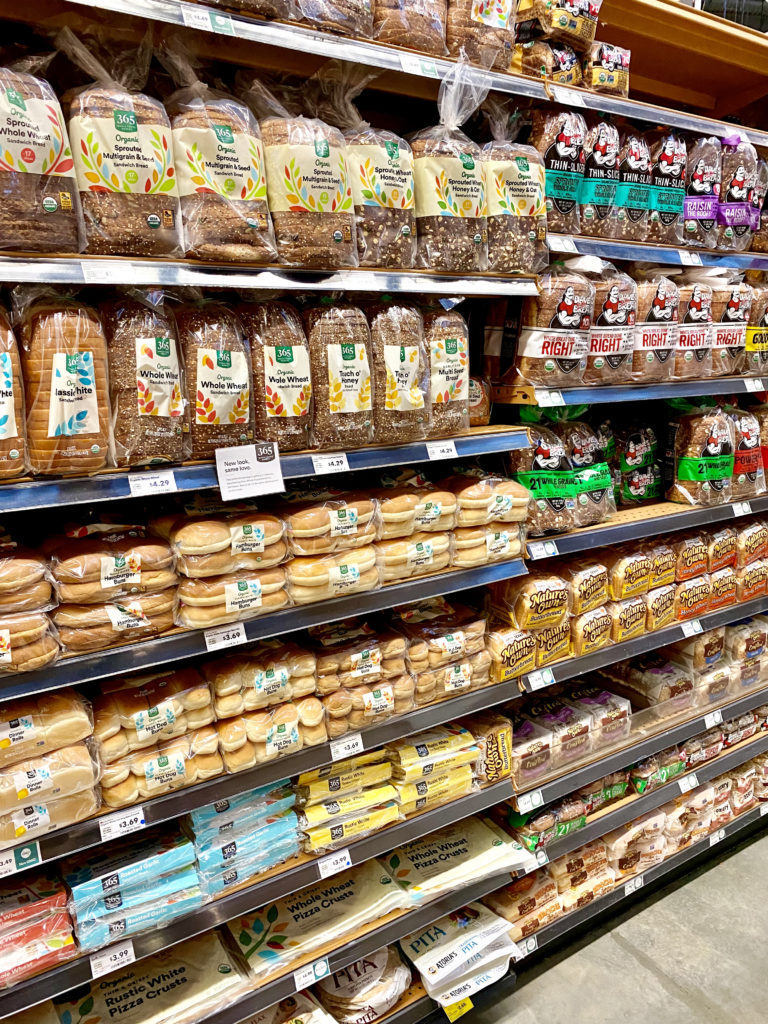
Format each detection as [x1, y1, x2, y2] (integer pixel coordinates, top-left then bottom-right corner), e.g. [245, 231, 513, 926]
[367, 301, 430, 445]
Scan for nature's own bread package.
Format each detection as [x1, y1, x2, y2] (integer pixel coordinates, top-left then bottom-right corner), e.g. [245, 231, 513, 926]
[373, 0, 448, 54]
[58, 29, 183, 258]
[528, 107, 587, 235]
[0, 57, 84, 254]
[446, 0, 516, 69]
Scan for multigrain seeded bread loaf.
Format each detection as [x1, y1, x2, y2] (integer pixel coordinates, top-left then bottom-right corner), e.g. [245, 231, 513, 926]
[366, 301, 430, 445]
[528, 107, 587, 235]
[374, 0, 448, 55]
[666, 408, 735, 507]
[0, 307, 27, 479]
[100, 291, 189, 467]
[728, 407, 766, 499]
[0, 61, 84, 254]
[423, 306, 469, 439]
[176, 301, 253, 460]
[446, 0, 516, 70]
[579, 119, 620, 239]
[237, 300, 312, 452]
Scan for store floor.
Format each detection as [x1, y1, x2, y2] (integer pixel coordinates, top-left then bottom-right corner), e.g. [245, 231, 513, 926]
[475, 827, 768, 1024]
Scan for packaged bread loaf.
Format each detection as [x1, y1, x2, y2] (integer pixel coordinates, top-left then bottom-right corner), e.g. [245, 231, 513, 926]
[631, 272, 678, 382]
[707, 565, 736, 610]
[481, 97, 547, 275]
[514, 0, 603, 47]
[100, 289, 189, 467]
[707, 526, 736, 573]
[162, 50, 276, 264]
[410, 61, 488, 272]
[683, 136, 721, 249]
[374, 0, 447, 53]
[647, 130, 687, 246]
[514, 267, 593, 387]
[616, 424, 662, 505]
[645, 584, 676, 630]
[242, 77, 356, 268]
[176, 299, 253, 460]
[364, 301, 430, 444]
[751, 161, 768, 248]
[666, 406, 735, 506]
[508, 423, 577, 535]
[176, 567, 289, 627]
[603, 548, 651, 600]
[737, 559, 768, 601]
[515, 41, 582, 86]
[728, 407, 766, 498]
[735, 520, 768, 568]
[0, 57, 84, 254]
[236, 300, 312, 452]
[579, 119, 620, 239]
[717, 134, 759, 252]
[304, 303, 373, 450]
[0, 306, 27, 478]
[491, 571, 569, 630]
[608, 130, 651, 242]
[553, 418, 615, 526]
[424, 306, 469, 438]
[671, 533, 708, 582]
[745, 280, 768, 375]
[583, 262, 637, 385]
[205, 0, 295, 15]
[468, 375, 492, 425]
[446, 0, 515, 69]
[583, 42, 630, 96]
[674, 574, 710, 621]
[528, 107, 587, 234]
[647, 542, 675, 588]
[16, 290, 111, 475]
[53, 591, 175, 653]
[296, 0, 373, 35]
[59, 29, 182, 257]
[675, 280, 713, 378]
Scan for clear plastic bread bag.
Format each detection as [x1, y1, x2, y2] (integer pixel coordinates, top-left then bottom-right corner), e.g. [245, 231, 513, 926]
[175, 296, 254, 460]
[745, 273, 768, 375]
[100, 289, 190, 467]
[717, 133, 759, 252]
[303, 300, 374, 450]
[647, 130, 687, 246]
[0, 304, 28, 480]
[374, 0, 447, 54]
[0, 55, 84, 254]
[551, 411, 616, 526]
[683, 136, 721, 249]
[311, 62, 416, 269]
[365, 300, 431, 444]
[615, 423, 663, 505]
[582, 42, 630, 96]
[175, 566, 290, 628]
[752, 164, 768, 253]
[481, 98, 548, 274]
[514, 265, 593, 387]
[240, 76, 357, 268]
[514, 0, 603, 47]
[12, 286, 112, 476]
[508, 413, 578, 535]
[750, 160, 768, 250]
[606, 129, 651, 242]
[569, 256, 636, 385]
[296, 0, 373, 36]
[675, 275, 713, 379]
[579, 118, 620, 239]
[57, 28, 182, 258]
[666, 403, 735, 507]
[630, 269, 678, 382]
[409, 58, 489, 273]
[726, 405, 766, 500]
[704, 272, 752, 377]
[446, 0, 516, 70]
[158, 46, 276, 264]
[205, 0, 296, 17]
[528, 107, 587, 235]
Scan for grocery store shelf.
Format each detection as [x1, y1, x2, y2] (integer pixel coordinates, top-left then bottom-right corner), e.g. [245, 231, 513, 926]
[0, 428, 531, 514]
[2, 558, 527, 700]
[549, 232, 768, 271]
[493, 375, 764, 408]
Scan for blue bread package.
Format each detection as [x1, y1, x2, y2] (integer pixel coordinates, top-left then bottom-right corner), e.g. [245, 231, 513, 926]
[63, 828, 195, 905]
[198, 833, 302, 898]
[75, 884, 203, 951]
[190, 799, 297, 851]
[72, 865, 200, 923]
[195, 811, 299, 875]
[188, 781, 292, 833]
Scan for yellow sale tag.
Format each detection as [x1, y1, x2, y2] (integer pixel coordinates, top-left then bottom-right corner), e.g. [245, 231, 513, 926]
[444, 998, 473, 1021]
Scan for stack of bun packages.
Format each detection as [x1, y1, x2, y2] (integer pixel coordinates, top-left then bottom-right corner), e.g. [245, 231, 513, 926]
[57, 28, 183, 258]
[0, 541, 60, 673]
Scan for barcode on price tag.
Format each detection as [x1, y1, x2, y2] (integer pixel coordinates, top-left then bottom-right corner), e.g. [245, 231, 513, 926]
[99, 807, 146, 842]
[399, 53, 440, 77]
[679, 772, 699, 794]
[526, 668, 554, 692]
[549, 234, 579, 253]
[312, 452, 350, 475]
[551, 85, 585, 106]
[426, 440, 458, 461]
[528, 540, 559, 559]
[91, 940, 135, 979]
[745, 378, 765, 393]
[330, 732, 363, 761]
[128, 470, 177, 498]
[681, 619, 703, 638]
[293, 958, 330, 989]
[678, 250, 702, 266]
[205, 622, 247, 652]
[704, 709, 723, 729]
[81, 260, 126, 284]
[732, 501, 752, 517]
[517, 789, 544, 814]
[534, 388, 565, 407]
[709, 828, 726, 847]
[0, 841, 40, 878]
[318, 848, 352, 879]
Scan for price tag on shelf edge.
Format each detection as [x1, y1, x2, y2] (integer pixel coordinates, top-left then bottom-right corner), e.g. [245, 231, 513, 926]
[444, 998, 474, 1022]
[205, 622, 247, 652]
[0, 841, 40, 878]
[293, 958, 330, 989]
[678, 250, 702, 266]
[704, 709, 723, 730]
[528, 540, 559, 560]
[128, 469, 177, 498]
[215, 442, 283, 502]
[534, 388, 565, 408]
[549, 234, 579, 254]
[330, 732, 363, 762]
[312, 452, 350, 475]
[526, 668, 555, 692]
[516, 936, 537, 959]
[517, 788, 543, 814]
[80, 260, 127, 285]
[761, 803, 768, 816]
[426, 439, 458, 461]
[550, 85, 585, 107]
[318, 848, 352, 880]
[399, 53, 440, 77]
[709, 828, 726, 847]
[679, 772, 699, 794]
[91, 940, 135, 980]
[681, 619, 703, 638]
[535, 849, 549, 866]
[733, 501, 752, 517]
[625, 874, 644, 896]
[181, 6, 234, 33]
[99, 807, 146, 843]
[745, 378, 765, 393]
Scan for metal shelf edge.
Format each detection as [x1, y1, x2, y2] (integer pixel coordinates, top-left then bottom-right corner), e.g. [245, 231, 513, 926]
[549, 233, 768, 272]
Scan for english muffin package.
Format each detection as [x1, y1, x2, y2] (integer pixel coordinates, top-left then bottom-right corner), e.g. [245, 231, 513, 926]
[647, 130, 686, 246]
[58, 28, 182, 258]
[528, 107, 587, 235]
[684, 135, 721, 249]
[666, 404, 735, 507]
[0, 55, 84, 254]
[609, 130, 652, 243]
[410, 59, 488, 273]
[579, 119, 620, 239]
[717, 134, 758, 252]
[631, 270, 679, 382]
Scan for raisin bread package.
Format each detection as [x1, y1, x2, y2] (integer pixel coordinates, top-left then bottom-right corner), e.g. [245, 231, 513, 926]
[481, 98, 547, 274]
[529, 107, 586, 235]
[684, 136, 721, 249]
[424, 306, 469, 439]
[574, 257, 636, 386]
[666, 405, 735, 507]
[242, 76, 356, 268]
[508, 419, 577, 536]
[0, 56, 84, 254]
[583, 43, 630, 97]
[58, 28, 182, 258]
[514, 266, 593, 387]
[609, 130, 652, 243]
[374, 0, 447, 54]
[745, 277, 768, 376]
[515, 41, 583, 87]
[675, 278, 713, 379]
[717, 134, 758, 252]
[410, 59, 489, 273]
[553, 416, 615, 527]
[579, 119, 620, 239]
[366, 301, 430, 445]
[616, 424, 663, 506]
[727, 406, 766, 500]
[446, 0, 516, 70]
[100, 289, 189, 467]
[514, 0, 603, 47]
[160, 47, 276, 264]
[631, 271, 679, 382]
[648, 130, 686, 246]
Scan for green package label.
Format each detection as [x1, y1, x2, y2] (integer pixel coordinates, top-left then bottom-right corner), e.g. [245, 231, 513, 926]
[545, 167, 582, 214]
[556, 815, 587, 838]
[619, 446, 656, 471]
[580, 175, 618, 217]
[621, 476, 662, 503]
[605, 781, 628, 801]
[517, 470, 577, 498]
[573, 463, 612, 495]
[651, 183, 684, 219]
[602, 436, 616, 461]
[614, 180, 651, 215]
[677, 454, 735, 481]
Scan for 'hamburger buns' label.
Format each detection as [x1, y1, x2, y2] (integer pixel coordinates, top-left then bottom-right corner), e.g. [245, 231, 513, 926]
[329, 563, 361, 594]
[330, 508, 359, 537]
[230, 523, 265, 554]
[106, 602, 150, 631]
[100, 553, 141, 589]
[225, 579, 263, 614]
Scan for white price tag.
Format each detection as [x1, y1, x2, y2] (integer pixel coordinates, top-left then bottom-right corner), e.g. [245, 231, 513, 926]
[681, 619, 703, 638]
[528, 540, 559, 559]
[516, 936, 537, 958]
[293, 958, 330, 989]
[99, 807, 146, 842]
[548, 234, 579, 253]
[535, 849, 549, 866]
[215, 442, 283, 501]
[551, 85, 586, 107]
[426, 439, 458, 461]
[678, 772, 699, 794]
[80, 260, 126, 284]
[318, 848, 352, 879]
[709, 828, 726, 847]
[678, 250, 702, 266]
[399, 53, 440, 77]
[534, 388, 565, 408]
[517, 789, 544, 814]
[181, 6, 234, 32]
[704, 709, 723, 729]
[745, 378, 764, 393]
[760, 803, 768, 816]
[625, 874, 644, 896]
[128, 470, 177, 498]
[204, 622, 247, 652]
[330, 732, 363, 762]
[0, 841, 41, 878]
[312, 452, 350, 475]
[526, 668, 554, 692]
[732, 501, 752, 517]
[90, 940, 135, 979]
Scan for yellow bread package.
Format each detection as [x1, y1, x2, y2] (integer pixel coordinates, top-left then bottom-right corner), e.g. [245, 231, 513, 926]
[303, 801, 402, 853]
[557, 559, 609, 615]
[385, 723, 478, 782]
[301, 783, 398, 827]
[296, 751, 391, 805]
[489, 571, 570, 630]
[535, 619, 571, 668]
[570, 605, 612, 657]
[487, 622, 538, 683]
[0, 690, 92, 770]
[458, 712, 513, 783]
[394, 764, 475, 813]
[603, 547, 652, 600]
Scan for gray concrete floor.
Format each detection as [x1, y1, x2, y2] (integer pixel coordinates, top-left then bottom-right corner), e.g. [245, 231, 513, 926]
[474, 827, 768, 1024]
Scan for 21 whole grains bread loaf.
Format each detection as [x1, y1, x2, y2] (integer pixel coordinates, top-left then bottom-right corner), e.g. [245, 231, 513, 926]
[553, 417, 615, 527]
[0, 308, 27, 479]
[423, 306, 470, 439]
[366, 301, 430, 445]
[374, 0, 448, 54]
[647, 130, 686, 246]
[58, 29, 183, 258]
[684, 135, 721, 249]
[410, 60, 489, 273]
[0, 57, 84, 254]
[100, 289, 189, 467]
[609, 130, 652, 242]
[514, 266, 593, 387]
[237, 300, 313, 452]
[508, 422, 577, 535]
[446, 0, 516, 70]
[529, 107, 587, 235]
